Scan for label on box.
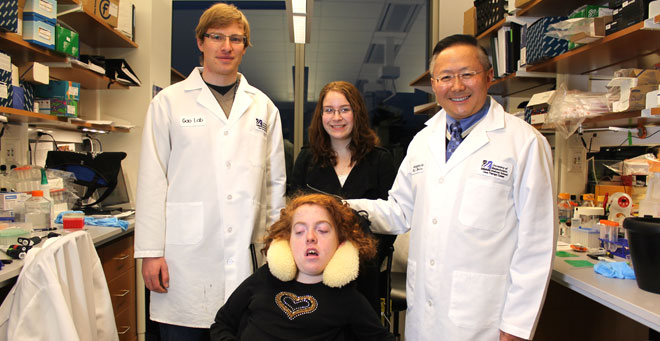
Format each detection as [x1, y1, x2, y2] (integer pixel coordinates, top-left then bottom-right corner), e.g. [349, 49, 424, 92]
[109, 3, 118, 17]
[39, 0, 53, 12]
[68, 86, 78, 97]
[0, 53, 10, 72]
[0, 83, 7, 99]
[38, 26, 51, 41]
[67, 104, 75, 114]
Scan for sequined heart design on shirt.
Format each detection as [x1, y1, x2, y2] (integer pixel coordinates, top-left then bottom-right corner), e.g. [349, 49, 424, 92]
[275, 291, 318, 320]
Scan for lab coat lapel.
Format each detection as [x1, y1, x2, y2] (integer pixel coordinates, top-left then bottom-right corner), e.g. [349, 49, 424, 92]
[228, 75, 254, 123]
[425, 112, 448, 168]
[444, 98, 504, 172]
[186, 68, 229, 122]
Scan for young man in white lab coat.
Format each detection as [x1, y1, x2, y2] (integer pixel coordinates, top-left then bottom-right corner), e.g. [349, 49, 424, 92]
[348, 34, 556, 340]
[134, 3, 286, 339]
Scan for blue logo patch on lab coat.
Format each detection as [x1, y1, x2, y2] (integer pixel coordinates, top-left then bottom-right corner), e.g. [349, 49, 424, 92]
[480, 160, 511, 180]
[255, 118, 267, 134]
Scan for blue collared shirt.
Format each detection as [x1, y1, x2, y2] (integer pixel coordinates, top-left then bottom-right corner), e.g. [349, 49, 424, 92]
[445, 97, 491, 138]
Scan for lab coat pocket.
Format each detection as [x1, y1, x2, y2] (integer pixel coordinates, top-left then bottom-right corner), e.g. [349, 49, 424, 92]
[458, 177, 510, 232]
[448, 270, 506, 329]
[165, 202, 204, 245]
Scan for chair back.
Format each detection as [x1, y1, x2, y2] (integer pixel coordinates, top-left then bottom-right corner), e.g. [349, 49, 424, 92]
[0, 231, 118, 340]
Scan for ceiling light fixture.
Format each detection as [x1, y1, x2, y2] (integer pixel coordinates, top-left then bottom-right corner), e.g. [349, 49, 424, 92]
[286, 0, 313, 44]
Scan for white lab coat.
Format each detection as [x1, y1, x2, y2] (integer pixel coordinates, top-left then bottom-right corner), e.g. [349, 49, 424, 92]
[349, 98, 556, 340]
[0, 231, 118, 341]
[134, 68, 286, 328]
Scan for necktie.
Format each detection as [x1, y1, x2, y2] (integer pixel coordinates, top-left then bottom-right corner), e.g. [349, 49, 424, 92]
[446, 122, 463, 161]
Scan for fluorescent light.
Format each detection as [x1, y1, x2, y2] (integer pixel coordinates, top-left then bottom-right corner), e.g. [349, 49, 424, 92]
[291, 0, 306, 14]
[293, 15, 306, 44]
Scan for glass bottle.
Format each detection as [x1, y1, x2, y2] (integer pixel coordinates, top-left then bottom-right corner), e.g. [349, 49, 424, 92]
[582, 193, 595, 207]
[558, 192, 572, 224]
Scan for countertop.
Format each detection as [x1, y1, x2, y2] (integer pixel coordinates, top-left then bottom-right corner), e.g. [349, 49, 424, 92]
[552, 245, 660, 332]
[0, 221, 134, 288]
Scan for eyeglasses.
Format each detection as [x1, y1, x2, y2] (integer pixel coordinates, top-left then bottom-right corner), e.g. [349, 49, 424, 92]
[322, 107, 352, 115]
[203, 33, 247, 45]
[430, 69, 489, 84]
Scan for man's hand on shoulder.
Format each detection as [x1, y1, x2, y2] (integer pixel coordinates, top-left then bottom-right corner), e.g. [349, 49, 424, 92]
[142, 257, 170, 293]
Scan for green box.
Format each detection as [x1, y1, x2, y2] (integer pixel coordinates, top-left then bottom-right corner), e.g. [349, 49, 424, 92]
[50, 98, 78, 117]
[569, 5, 610, 19]
[55, 25, 79, 57]
[567, 5, 611, 50]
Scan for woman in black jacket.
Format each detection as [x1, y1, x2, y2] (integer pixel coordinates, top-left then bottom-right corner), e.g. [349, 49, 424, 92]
[291, 81, 397, 316]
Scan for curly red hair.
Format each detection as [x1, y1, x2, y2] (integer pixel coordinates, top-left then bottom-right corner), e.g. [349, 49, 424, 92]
[308, 81, 380, 167]
[262, 193, 377, 261]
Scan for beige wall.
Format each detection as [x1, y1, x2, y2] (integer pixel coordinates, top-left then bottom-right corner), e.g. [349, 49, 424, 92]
[437, 0, 473, 41]
[98, 0, 173, 200]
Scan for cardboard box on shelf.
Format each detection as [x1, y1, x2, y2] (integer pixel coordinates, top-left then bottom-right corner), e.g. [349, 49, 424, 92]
[22, 18, 54, 50]
[613, 84, 660, 112]
[463, 7, 476, 36]
[0, 0, 19, 33]
[35, 80, 80, 101]
[50, 98, 78, 117]
[23, 0, 55, 25]
[614, 69, 660, 86]
[55, 25, 79, 57]
[18, 61, 49, 84]
[515, 0, 532, 8]
[82, 0, 119, 28]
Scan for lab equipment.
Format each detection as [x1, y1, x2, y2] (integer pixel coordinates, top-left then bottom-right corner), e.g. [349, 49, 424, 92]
[574, 206, 605, 229]
[622, 216, 660, 294]
[581, 193, 595, 207]
[558, 218, 570, 243]
[607, 192, 632, 224]
[598, 219, 620, 252]
[62, 212, 85, 229]
[639, 159, 660, 217]
[24, 190, 52, 229]
[571, 225, 600, 249]
[0, 244, 28, 259]
[558, 192, 572, 223]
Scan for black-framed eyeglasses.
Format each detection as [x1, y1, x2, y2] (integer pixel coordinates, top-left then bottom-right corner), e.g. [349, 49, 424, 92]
[322, 107, 352, 115]
[203, 33, 247, 45]
[430, 69, 489, 84]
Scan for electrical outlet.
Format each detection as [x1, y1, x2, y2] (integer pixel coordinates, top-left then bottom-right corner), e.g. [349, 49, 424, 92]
[4, 139, 18, 165]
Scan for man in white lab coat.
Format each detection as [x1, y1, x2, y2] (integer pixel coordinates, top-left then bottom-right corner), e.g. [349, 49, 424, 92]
[134, 3, 286, 339]
[348, 35, 556, 340]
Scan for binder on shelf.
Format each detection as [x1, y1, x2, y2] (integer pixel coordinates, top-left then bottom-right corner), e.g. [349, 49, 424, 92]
[105, 59, 140, 86]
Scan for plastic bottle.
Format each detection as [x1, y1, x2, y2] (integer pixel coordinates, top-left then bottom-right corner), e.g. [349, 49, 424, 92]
[559, 218, 570, 243]
[558, 192, 572, 224]
[581, 193, 595, 207]
[639, 159, 660, 217]
[24, 190, 52, 229]
[39, 169, 54, 222]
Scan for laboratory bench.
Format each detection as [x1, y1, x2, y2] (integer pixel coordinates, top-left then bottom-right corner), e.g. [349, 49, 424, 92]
[534, 247, 660, 340]
[0, 222, 137, 341]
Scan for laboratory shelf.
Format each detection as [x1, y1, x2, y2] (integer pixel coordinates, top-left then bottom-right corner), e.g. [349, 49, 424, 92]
[0, 107, 130, 133]
[526, 21, 660, 76]
[57, 0, 138, 48]
[0, 31, 67, 65]
[533, 108, 660, 130]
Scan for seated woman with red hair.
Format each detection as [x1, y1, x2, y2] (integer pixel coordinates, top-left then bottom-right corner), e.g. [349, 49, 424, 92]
[210, 194, 394, 340]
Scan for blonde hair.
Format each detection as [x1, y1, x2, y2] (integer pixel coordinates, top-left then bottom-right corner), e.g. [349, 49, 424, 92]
[195, 3, 252, 47]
